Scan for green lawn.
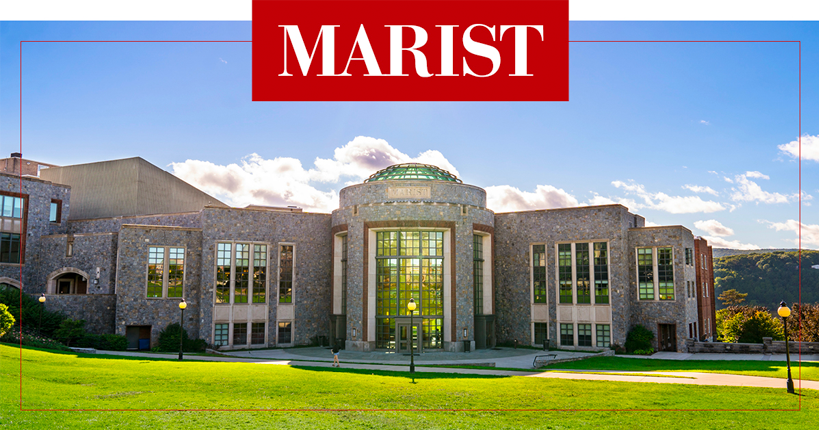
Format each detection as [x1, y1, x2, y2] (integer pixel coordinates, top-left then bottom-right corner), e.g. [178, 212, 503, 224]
[544, 356, 819, 381]
[0, 345, 815, 429]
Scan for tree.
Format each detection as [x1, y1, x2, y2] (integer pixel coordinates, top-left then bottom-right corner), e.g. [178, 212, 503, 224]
[718, 289, 748, 306]
[791, 303, 819, 342]
[54, 319, 86, 347]
[721, 309, 784, 343]
[0, 303, 14, 337]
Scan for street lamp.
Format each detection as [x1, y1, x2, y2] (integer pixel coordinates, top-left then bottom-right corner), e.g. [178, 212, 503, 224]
[38, 294, 46, 334]
[777, 301, 795, 394]
[178, 299, 187, 361]
[407, 298, 416, 380]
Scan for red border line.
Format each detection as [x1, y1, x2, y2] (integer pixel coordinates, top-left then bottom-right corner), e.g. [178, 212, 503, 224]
[16, 39, 803, 413]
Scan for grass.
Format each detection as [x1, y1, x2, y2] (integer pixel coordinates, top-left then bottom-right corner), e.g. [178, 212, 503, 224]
[543, 356, 819, 381]
[1, 344, 816, 429]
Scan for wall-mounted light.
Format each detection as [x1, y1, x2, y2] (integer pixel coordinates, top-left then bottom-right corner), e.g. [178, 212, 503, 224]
[351, 327, 357, 339]
[463, 328, 468, 339]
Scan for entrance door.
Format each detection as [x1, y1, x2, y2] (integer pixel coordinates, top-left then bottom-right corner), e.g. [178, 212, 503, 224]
[396, 322, 421, 353]
[658, 324, 677, 352]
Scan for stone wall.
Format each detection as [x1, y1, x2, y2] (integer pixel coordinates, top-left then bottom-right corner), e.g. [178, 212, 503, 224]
[686, 338, 819, 354]
[114, 225, 203, 346]
[45, 294, 116, 334]
[35, 233, 118, 294]
[69, 212, 202, 234]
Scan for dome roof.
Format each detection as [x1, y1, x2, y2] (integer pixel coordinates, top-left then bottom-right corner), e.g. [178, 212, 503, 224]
[364, 163, 462, 183]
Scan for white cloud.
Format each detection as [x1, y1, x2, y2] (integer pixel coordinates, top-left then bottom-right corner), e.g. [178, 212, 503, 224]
[700, 120, 710, 125]
[744, 171, 770, 180]
[729, 172, 794, 204]
[611, 180, 725, 214]
[778, 134, 819, 162]
[587, 193, 641, 210]
[723, 176, 733, 183]
[644, 220, 660, 227]
[683, 184, 719, 196]
[702, 236, 760, 250]
[486, 185, 579, 212]
[219, 58, 227, 64]
[765, 220, 819, 247]
[694, 219, 734, 237]
[170, 136, 459, 213]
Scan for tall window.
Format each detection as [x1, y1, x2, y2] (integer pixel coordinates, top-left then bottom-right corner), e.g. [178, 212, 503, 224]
[596, 324, 610, 347]
[49, 200, 61, 223]
[593, 242, 609, 304]
[558, 244, 572, 304]
[146, 246, 185, 298]
[534, 322, 548, 345]
[473, 235, 484, 315]
[214, 324, 229, 346]
[251, 322, 265, 344]
[637, 248, 654, 300]
[575, 244, 591, 304]
[657, 247, 674, 300]
[560, 323, 573, 346]
[375, 231, 444, 350]
[532, 245, 547, 303]
[577, 324, 592, 346]
[278, 321, 292, 344]
[215, 242, 268, 304]
[233, 323, 248, 345]
[685, 248, 693, 266]
[341, 235, 347, 314]
[0, 195, 24, 264]
[279, 245, 293, 303]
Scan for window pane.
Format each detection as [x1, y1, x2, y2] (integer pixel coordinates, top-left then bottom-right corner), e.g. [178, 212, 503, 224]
[251, 322, 265, 344]
[214, 324, 229, 346]
[216, 243, 231, 304]
[657, 247, 674, 300]
[279, 245, 293, 303]
[594, 242, 609, 304]
[578, 324, 592, 347]
[253, 244, 267, 303]
[637, 248, 654, 300]
[596, 324, 610, 348]
[49, 202, 58, 222]
[558, 244, 572, 304]
[234, 244, 250, 303]
[576, 244, 590, 304]
[278, 322, 292, 344]
[473, 235, 483, 315]
[341, 236, 347, 315]
[167, 247, 185, 297]
[534, 322, 548, 345]
[560, 323, 573, 346]
[233, 323, 248, 345]
[533, 245, 547, 304]
[0, 233, 20, 264]
[147, 247, 164, 298]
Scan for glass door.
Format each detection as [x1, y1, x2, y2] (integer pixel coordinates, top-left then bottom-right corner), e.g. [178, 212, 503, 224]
[397, 322, 421, 353]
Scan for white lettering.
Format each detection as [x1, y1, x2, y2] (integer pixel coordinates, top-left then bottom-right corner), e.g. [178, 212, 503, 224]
[342, 24, 384, 76]
[278, 25, 340, 76]
[386, 25, 433, 77]
[436, 25, 458, 76]
[462, 24, 501, 78]
[500, 25, 544, 76]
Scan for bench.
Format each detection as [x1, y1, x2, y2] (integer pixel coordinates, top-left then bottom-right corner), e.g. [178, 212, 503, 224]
[533, 354, 557, 368]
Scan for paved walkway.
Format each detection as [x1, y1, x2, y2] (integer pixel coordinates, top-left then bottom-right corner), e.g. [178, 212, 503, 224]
[95, 347, 819, 391]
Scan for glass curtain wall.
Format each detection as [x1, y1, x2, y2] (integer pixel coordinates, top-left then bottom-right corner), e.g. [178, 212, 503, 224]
[375, 231, 444, 350]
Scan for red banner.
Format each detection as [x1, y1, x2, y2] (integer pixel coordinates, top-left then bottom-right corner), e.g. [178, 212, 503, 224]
[252, 0, 568, 101]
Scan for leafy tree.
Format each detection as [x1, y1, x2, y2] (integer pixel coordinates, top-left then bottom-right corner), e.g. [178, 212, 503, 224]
[54, 319, 86, 347]
[625, 324, 654, 353]
[718, 289, 748, 306]
[0, 288, 65, 336]
[0, 303, 14, 337]
[790, 303, 819, 342]
[720, 308, 783, 343]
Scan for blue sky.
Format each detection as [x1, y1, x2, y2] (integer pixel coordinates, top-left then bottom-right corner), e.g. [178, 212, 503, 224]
[0, 21, 816, 249]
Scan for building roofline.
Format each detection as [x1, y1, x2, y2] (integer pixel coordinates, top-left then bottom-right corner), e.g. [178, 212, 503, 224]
[339, 179, 486, 194]
[121, 224, 202, 232]
[494, 203, 629, 215]
[68, 210, 202, 223]
[629, 225, 693, 234]
[0, 171, 71, 188]
[203, 205, 332, 216]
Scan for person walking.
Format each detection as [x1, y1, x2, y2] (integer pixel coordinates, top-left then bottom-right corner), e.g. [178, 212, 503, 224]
[332, 344, 340, 367]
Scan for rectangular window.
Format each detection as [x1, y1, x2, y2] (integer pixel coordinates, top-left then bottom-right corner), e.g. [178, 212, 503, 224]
[278, 322, 292, 344]
[214, 323, 229, 346]
[560, 323, 574, 346]
[279, 245, 293, 303]
[575, 243, 591, 304]
[234, 244, 250, 303]
[233, 323, 248, 345]
[251, 322, 265, 345]
[253, 245, 267, 303]
[49, 200, 61, 223]
[637, 248, 654, 300]
[558, 244, 572, 304]
[147, 247, 165, 298]
[685, 248, 693, 266]
[167, 247, 185, 297]
[0, 233, 21, 265]
[0, 195, 24, 264]
[534, 322, 548, 345]
[216, 243, 231, 304]
[577, 324, 592, 347]
[657, 247, 674, 300]
[473, 235, 484, 315]
[341, 235, 347, 314]
[596, 324, 610, 348]
[593, 242, 609, 304]
[532, 244, 547, 303]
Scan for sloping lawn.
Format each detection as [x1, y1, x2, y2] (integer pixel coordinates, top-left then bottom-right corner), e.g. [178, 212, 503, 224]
[0, 344, 814, 429]
[543, 356, 819, 381]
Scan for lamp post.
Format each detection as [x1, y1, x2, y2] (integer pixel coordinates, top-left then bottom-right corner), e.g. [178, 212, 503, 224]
[178, 298, 187, 361]
[777, 301, 795, 394]
[38, 294, 46, 334]
[407, 298, 416, 380]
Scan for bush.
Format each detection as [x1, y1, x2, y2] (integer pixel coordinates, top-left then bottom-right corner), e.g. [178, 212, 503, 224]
[157, 323, 207, 352]
[721, 310, 784, 343]
[0, 326, 71, 351]
[0, 288, 66, 337]
[54, 319, 86, 347]
[75, 333, 127, 351]
[632, 348, 655, 355]
[625, 325, 654, 353]
[0, 303, 14, 337]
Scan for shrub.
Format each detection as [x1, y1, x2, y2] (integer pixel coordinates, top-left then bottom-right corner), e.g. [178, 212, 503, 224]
[54, 319, 86, 347]
[0, 303, 14, 337]
[625, 324, 654, 353]
[0, 288, 66, 337]
[157, 323, 207, 352]
[76, 333, 128, 351]
[632, 348, 655, 355]
[721, 310, 784, 343]
[0, 326, 71, 351]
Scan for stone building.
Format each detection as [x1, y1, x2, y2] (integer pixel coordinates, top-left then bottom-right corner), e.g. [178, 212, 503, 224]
[0, 156, 716, 353]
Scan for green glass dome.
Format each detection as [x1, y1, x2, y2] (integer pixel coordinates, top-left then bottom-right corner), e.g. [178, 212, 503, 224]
[364, 163, 462, 183]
